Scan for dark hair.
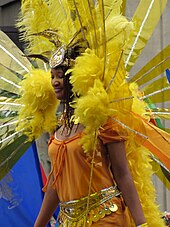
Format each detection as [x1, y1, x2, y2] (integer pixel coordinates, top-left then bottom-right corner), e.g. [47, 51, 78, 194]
[55, 45, 81, 128]
[55, 65, 74, 128]
[63, 71, 74, 128]
[65, 45, 82, 60]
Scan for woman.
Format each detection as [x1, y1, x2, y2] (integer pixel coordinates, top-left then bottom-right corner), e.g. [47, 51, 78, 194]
[13, 1, 168, 226]
[34, 65, 148, 227]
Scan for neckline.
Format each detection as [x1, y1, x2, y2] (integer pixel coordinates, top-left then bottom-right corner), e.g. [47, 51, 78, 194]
[54, 131, 83, 143]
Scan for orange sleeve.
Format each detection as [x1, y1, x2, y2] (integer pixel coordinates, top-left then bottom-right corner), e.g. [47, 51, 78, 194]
[98, 117, 128, 144]
[48, 134, 55, 145]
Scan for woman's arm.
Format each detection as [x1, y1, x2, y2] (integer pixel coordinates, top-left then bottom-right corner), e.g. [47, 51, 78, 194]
[107, 141, 146, 226]
[34, 175, 59, 227]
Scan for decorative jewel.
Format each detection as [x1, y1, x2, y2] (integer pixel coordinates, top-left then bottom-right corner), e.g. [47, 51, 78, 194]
[98, 209, 105, 219]
[49, 45, 66, 68]
[56, 109, 79, 137]
[104, 206, 111, 215]
[109, 204, 118, 212]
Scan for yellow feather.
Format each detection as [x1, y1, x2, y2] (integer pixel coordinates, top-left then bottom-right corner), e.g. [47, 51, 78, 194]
[16, 69, 58, 140]
[17, 0, 77, 56]
[126, 140, 166, 227]
[104, 0, 123, 16]
[48, 0, 77, 45]
[70, 49, 103, 95]
[17, 0, 55, 55]
[74, 79, 114, 153]
[129, 82, 149, 120]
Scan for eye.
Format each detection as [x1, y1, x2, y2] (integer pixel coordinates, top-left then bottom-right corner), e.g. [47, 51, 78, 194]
[57, 71, 64, 78]
[50, 69, 64, 79]
[58, 74, 64, 79]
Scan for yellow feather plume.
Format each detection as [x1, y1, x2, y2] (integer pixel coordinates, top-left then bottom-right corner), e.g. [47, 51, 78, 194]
[70, 49, 103, 95]
[74, 79, 114, 152]
[126, 140, 166, 227]
[18, 0, 55, 55]
[129, 82, 150, 120]
[104, 0, 123, 16]
[16, 69, 58, 140]
[17, 0, 77, 57]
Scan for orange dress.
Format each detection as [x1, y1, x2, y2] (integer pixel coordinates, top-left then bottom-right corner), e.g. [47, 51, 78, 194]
[43, 119, 131, 226]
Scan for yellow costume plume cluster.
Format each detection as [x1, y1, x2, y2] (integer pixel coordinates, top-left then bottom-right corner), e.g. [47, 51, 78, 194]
[16, 69, 58, 140]
[74, 79, 115, 153]
[126, 140, 165, 226]
[69, 49, 104, 96]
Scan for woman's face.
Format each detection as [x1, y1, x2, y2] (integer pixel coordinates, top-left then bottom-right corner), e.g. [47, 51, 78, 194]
[51, 68, 65, 100]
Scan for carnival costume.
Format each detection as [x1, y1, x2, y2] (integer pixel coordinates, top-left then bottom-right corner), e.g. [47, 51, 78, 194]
[0, 0, 170, 226]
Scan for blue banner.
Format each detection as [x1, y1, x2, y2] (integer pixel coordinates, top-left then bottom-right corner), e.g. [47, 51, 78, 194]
[0, 143, 51, 227]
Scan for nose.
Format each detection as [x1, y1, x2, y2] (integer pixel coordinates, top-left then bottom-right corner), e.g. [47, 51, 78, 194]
[52, 77, 60, 86]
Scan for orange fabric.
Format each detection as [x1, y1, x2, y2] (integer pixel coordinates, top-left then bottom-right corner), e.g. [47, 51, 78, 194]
[43, 119, 127, 202]
[43, 119, 131, 225]
[142, 120, 170, 171]
[130, 112, 170, 172]
[98, 117, 128, 144]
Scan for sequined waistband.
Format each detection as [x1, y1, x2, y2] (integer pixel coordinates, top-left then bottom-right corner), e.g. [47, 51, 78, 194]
[59, 185, 121, 226]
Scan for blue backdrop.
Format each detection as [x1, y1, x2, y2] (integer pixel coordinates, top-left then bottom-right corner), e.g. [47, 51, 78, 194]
[0, 143, 51, 227]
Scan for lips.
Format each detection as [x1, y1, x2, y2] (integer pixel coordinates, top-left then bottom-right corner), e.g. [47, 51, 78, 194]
[54, 87, 63, 93]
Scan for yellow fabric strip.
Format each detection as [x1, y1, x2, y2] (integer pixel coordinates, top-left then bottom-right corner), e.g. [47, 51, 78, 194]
[143, 76, 169, 95]
[130, 45, 170, 85]
[145, 88, 170, 103]
[152, 113, 170, 121]
[124, 0, 167, 72]
[142, 120, 170, 171]
[121, 0, 127, 15]
[151, 160, 170, 190]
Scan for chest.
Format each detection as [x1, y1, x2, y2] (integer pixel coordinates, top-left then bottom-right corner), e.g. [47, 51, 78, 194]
[48, 135, 109, 169]
[55, 124, 84, 141]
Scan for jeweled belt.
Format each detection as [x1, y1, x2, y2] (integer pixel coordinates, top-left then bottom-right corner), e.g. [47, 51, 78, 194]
[58, 185, 121, 226]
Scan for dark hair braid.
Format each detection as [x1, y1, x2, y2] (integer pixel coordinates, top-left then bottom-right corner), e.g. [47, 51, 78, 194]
[63, 71, 74, 128]
[55, 46, 81, 129]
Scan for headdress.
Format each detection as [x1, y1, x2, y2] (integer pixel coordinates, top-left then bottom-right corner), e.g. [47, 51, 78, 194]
[0, 0, 170, 226]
